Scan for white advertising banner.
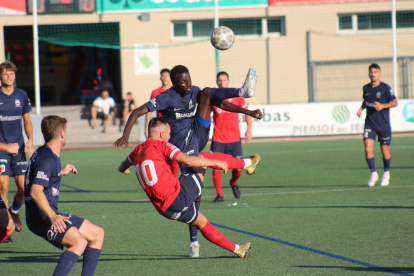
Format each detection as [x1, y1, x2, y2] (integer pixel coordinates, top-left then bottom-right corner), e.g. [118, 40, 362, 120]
[134, 43, 160, 75]
[231, 99, 414, 138]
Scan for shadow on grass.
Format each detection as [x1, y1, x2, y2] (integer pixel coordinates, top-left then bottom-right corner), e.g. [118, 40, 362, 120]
[296, 265, 414, 273]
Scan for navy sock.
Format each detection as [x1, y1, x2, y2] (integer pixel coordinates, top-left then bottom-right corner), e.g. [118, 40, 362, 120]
[210, 88, 240, 102]
[189, 203, 200, 242]
[53, 251, 80, 276]
[383, 158, 391, 172]
[82, 247, 101, 276]
[11, 198, 24, 213]
[366, 157, 376, 173]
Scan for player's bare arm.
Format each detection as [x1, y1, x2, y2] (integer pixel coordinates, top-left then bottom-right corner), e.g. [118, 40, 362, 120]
[22, 112, 34, 158]
[118, 159, 132, 175]
[176, 153, 228, 174]
[245, 114, 252, 142]
[357, 100, 366, 118]
[0, 142, 19, 156]
[30, 184, 70, 233]
[113, 104, 150, 148]
[374, 98, 398, 112]
[62, 164, 78, 176]
[217, 101, 263, 120]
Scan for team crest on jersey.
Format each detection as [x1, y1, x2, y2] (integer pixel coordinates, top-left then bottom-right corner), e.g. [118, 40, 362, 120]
[52, 187, 60, 197]
[15, 99, 21, 107]
[376, 92, 381, 98]
[188, 99, 194, 109]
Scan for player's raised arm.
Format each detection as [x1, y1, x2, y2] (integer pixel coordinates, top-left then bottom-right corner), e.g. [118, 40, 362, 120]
[217, 101, 263, 120]
[113, 104, 150, 148]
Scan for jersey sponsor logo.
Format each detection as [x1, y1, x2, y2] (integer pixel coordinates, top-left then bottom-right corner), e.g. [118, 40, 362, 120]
[52, 187, 60, 197]
[36, 171, 50, 181]
[0, 159, 8, 163]
[376, 92, 381, 98]
[188, 99, 194, 109]
[150, 98, 157, 107]
[175, 110, 196, 119]
[15, 99, 21, 107]
[0, 115, 22, 121]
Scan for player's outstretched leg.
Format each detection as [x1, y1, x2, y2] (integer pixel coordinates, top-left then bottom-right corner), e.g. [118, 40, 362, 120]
[192, 212, 251, 258]
[200, 152, 261, 175]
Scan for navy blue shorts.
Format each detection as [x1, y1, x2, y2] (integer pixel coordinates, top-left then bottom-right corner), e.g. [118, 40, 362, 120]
[363, 124, 392, 145]
[211, 140, 243, 159]
[0, 147, 28, 177]
[0, 196, 5, 210]
[26, 213, 85, 250]
[162, 171, 203, 224]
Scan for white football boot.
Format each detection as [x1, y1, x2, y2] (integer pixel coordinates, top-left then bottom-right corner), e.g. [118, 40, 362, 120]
[380, 172, 390, 186]
[367, 172, 379, 187]
[242, 68, 257, 98]
[188, 244, 200, 258]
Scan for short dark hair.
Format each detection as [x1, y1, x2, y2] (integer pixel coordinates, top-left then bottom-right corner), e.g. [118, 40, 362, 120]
[216, 71, 229, 80]
[148, 117, 169, 137]
[170, 65, 189, 83]
[369, 63, 381, 71]
[160, 68, 171, 75]
[41, 115, 67, 143]
[126, 92, 132, 95]
[0, 61, 17, 73]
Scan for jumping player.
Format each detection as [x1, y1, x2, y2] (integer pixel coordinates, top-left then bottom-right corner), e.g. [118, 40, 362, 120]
[25, 115, 104, 276]
[0, 61, 34, 239]
[118, 117, 258, 258]
[145, 68, 173, 138]
[113, 65, 262, 257]
[211, 71, 253, 202]
[357, 63, 398, 187]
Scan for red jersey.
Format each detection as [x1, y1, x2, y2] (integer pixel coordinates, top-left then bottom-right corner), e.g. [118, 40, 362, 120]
[211, 97, 247, 143]
[150, 87, 170, 117]
[128, 139, 182, 214]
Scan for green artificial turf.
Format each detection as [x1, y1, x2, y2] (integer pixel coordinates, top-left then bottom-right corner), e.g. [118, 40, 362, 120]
[1, 137, 413, 275]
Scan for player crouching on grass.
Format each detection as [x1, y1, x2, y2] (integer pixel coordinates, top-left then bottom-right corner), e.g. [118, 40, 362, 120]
[118, 117, 260, 258]
[25, 115, 104, 276]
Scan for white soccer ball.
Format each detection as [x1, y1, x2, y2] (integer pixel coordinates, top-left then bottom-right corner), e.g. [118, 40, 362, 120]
[211, 26, 235, 51]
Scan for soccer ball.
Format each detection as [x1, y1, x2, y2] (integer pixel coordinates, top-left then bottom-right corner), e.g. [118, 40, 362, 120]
[210, 26, 235, 51]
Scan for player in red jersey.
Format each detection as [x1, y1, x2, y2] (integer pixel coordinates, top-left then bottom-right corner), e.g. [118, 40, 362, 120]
[145, 68, 172, 138]
[118, 117, 260, 258]
[211, 72, 253, 202]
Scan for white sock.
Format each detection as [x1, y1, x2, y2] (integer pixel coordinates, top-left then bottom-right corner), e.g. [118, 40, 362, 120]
[233, 244, 239, 253]
[190, 241, 199, 247]
[383, 171, 390, 176]
[10, 207, 18, 214]
[238, 87, 245, 97]
[371, 171, 377, 175]
[243, 159, 252, 169]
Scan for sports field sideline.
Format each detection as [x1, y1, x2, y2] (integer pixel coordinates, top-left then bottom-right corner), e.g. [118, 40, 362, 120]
[1, 136, 413, 276]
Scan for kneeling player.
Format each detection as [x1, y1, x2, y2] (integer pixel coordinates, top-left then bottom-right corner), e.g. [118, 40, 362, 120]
[25, 115, 104, 275]
[118, 117, 260, 258]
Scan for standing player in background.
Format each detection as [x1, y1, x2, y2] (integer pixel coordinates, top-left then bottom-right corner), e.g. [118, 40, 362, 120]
[0, 61, 34, 241]
[0, 163, 15, 245]
[145, 68, 172, 138]
[357, 63, 398, 187]
[118, 117, 255, 258]
[211, 72, 252, 202]
[25, 115, 104, 276]
[114, 65, 262, 258]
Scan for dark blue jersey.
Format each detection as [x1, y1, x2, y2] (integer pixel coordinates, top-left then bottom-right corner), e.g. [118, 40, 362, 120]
[0, 87, 32, 148]
[363, 82, 396, 130]
[146, 86, 202, 146]
[25, 144, 62, 223]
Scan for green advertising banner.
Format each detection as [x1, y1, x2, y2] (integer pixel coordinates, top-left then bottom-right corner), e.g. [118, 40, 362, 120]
[97, 0, 267, 13]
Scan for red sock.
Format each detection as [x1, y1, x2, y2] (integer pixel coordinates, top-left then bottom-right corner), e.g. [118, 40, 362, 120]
[0, 226, 10, 244]
[200, 221, 236, 252]
[200, 152, 244, 170]
[230, 169, 242, 186]
[212, 170, 223, 196]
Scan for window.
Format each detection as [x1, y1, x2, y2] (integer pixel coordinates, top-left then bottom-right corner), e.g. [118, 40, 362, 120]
[339, 10, 414, 32]
[172, 17, 286, 39]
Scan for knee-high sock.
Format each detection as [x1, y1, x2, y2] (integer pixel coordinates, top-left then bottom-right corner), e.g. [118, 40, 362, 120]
[199, 221, 236, 252]
[81, 247, 101, 276]
[189, 203, 200, 242]
[210, 88, 241, 102]
[230, 169, 242, 186]
[383, 158, 391, 172]
[53, 251, 80, 276]
[11, 198, 24, 213]
[213, 170, 223, 196]
[200, 152, 244, 169]
[366, 157, 376, 172]
[0, 226, 10, 244]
